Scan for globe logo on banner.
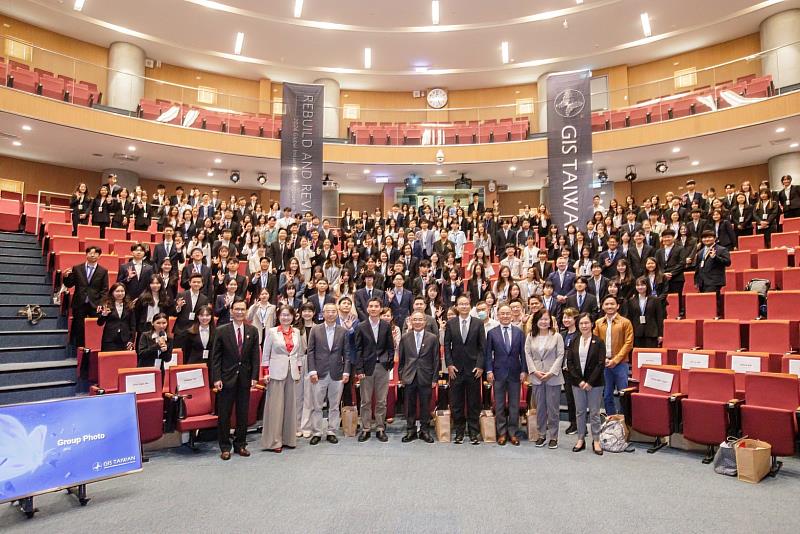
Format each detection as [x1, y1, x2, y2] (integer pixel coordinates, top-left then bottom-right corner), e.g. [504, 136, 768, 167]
[554, 89, 586, 118]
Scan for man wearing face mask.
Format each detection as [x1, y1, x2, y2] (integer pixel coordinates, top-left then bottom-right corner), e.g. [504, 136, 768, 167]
[473, 300, 499, 336]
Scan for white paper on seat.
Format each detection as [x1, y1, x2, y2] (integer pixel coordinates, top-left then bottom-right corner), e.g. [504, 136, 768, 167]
[643, 369, 674, 393]
[163, 353, 178, 370]
[788, 359, 800, 377]
[681, 353, 710, 370]
[637, 352, 662, 368]
[176, 368, 205, 391]
[125, 373, 156, 395]
[730, 355, 761, 374]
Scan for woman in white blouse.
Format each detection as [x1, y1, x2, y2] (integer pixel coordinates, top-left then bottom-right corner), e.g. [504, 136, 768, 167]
[294, 236, 314, 283]
[525, 308, 565, 449]
[247, 287, 276, 345]
[261, 305, 305, 453]
[565, 313, 606, 455]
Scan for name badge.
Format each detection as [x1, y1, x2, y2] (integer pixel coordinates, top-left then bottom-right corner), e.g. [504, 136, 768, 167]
[786, 199, 790, 206]
[188, 312, 195, 320]
[738, 216, 744, 223]
[639, 316, 646, 324]
[700, 260, 705, 269]
[202, 349, 209, 360]
[78, 203, 83, 209]
[98, 206, 103, 212]
[451, 295, 456, 302]
[762, 213, 768, 220]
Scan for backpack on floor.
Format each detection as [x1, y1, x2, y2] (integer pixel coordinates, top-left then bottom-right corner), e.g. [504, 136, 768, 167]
[745, 278, 770, 318]
[599, 415, 634, 453]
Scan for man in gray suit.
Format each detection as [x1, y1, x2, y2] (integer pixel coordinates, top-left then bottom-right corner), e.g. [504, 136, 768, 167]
[307, 303, 351, 445]
[398, 311, 440, 443]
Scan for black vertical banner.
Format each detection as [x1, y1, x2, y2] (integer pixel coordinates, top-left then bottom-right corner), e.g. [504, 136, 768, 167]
[546, 70, 594, 231]
[281, 82, 324, 216]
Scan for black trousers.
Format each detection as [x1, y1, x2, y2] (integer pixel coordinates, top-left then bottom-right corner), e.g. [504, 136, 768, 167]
[667, 279, 684, 316]
[69, 302, 97, 348]
[92, 221, 108, 239]
[562, 372, 576, 425]
[700, 286, 724, 317]
[449, 368, 482, 436]
[217, 371, 251, 451]
[635, 336, 660, 348]
[405, 378, 432, 430]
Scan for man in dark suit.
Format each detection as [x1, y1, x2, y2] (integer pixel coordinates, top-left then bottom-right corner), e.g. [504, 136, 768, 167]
[212, 228, 238, 259]
[173, 273, 210, 347]
[655, 229, 687, 317]
[721, 183, 737, 211]
[694, 230, 731, 317]
[398, 311, 440, 444]
[547, 257, 576, 305]
[354, 298, 396, 442]
[319, 219, 338, 247]
[484, 304, 528, 446]
[444, 295, 486, 445]
[212, 257, 248, 300]
[467, 193, 484, 218]
[210, 299, 260, 460]
[627, 231, 655, 278]
[619, 211, 642, 238]
[777, 174, 800, 220]
[598, 235, 623, 279]
[308, 278, 336, 323]
[117, 243, 153, 300]
[586, 262, 609, 301]
[565, 276, 599, 324]
[64, 246, 109, 350]
[641, 222, 660, 250]
[685, 209, 708, 241]
[218, 209, 241, 240]
[354, 272, 384, 321]
[410, 260, 433, 297]
[307, 303, 351, 445]
[181, 247, 213, 300]
[494, 219, 514, 259]
[268, 228, 292, 274]
[387, 273, 413, 333]
[433, 229, 455, 258]
[682, 179, 705, 210]
[534, 249, 553, 280]
[249, 257, 278, 305]
[152, 226, 181, 268]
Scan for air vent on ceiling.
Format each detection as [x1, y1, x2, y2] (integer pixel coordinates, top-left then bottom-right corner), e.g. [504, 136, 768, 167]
[0, 131, 18, 141]
[113, 153, 140, 162]
[669, 156, 690, 163]
[739, 144, 762, 151]
[770, 138, 791, 145]
[496, 184, 509, 191]
[516, 169, 535, 178]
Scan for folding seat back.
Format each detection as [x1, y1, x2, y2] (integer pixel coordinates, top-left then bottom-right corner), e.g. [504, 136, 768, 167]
[781, 267, 800, 290]
[684, 293, 717, 319]
[748, 320, 796, 356]
[757, 248, 789, 270]
[683, 271, 695, 293]
[83, 317, 103, 352]
[97, 254, 119, 274]
[770, 232, 800, 249]
[49, 235, 80, 255]
[681, 368, 737, 448]
[742, 268, 777, 290]
[81, 237, 109, 254]
[702, 319, 743, 357]
[627, 107, 648, 126]
[781, 353, 800, 376]
[729, 250, 753, 272]
[677, 349, 716, 388]
[117, 368, 164, 444]
[725, 351, 770, 395]
[737, 234, 764, 251]
[687, 368, 736, 402]
[92, 351, 137, 394]
[39, 75, 65, 100]
[129, 230, 152, 243]
[104, 228, 128, 242]
[591, 112, 608, 132]
[768, 290, 800, 320]
[781, 217, 800, 233]
[609, 110, 627, 129]
[665, 293, 680, 319]
[631, 365, 683, 441]
[371, 128, 388, 145]
[77, 224, 101, 240]
[168, 365, 218, 433]
[631, 348, 668, 383]
[227, 116, 243, 135]
[44, 221, 73, 238]
[662, 319, 701, 356]
[722, 291, 759, 321]
[741, 373, 800, 457]
[638, 365, 682, 396]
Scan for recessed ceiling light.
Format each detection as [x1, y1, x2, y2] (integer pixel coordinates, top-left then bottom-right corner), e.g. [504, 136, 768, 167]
[375, 177, 389, 184]
[509, 166, 516, 172]
[640, 13, 652, 38]
[21, 125, 31, 131]
[586, 160, 593, 164]
[672, 147, 681, 153]
[435, 169, 443, 175]
[207, 172, 214, 177]
[776, 126, 786, 133]
[415, 66, 429, 73]
[437, 190, 443, 194]
[790, 142, 799, 148]
[214, 158, 222, 164]
[501, 41, 510, 64]
[73, 0, 86, 12]
[363, 169, 371, 174]
[12, 141, 22, 147]
[431, 1, 440, 25]
[691, 161, 700, 166]
[127, 145, 136, 152]
[234, 32, 245, 55]
[364, 48, 372, 69]
[294, 0, 304, 18]
[576, 0, 583, 4]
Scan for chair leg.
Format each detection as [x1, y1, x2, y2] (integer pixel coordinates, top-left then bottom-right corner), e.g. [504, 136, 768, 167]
[647, 437, 667, 454]
[186, 430, 200, 452]
[768, 456, 783, 477]
[701, 444, 715, 464]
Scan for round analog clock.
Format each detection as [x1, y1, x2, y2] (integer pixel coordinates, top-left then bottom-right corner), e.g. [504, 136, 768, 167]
[426, 88, 448, 109]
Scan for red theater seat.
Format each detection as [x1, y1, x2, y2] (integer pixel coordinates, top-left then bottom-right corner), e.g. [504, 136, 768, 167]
[768, 290, 800, 320]
[725, 351, 770, 396]
[90, 351, 137, 395]
[677, 349, 717, 388]
[781, 268, 800, 290]
[702, 320, 744, 360]
[781, 353, 800, 376]
[662, 319, 701, 362]
[737, 234, 764, 251]
[756, 248, 789, 270]
[117, 368, 164, 444]
[684, 293, 718, 320]
[77, 224, 101, 240]
[781, 217, 800, 233]
[740, 373, 800, 461]
[748, 320, 797, 368]
[722, 292, 759, 320]
[729, 250, 754, 272]
[770, 232, 800, 249]
[631, 348, 668, 383]
[166, 365, 218, 448]
[742, 268, 777, 290]
[628, 365, 683, 453]
[681, 368, 738, 461]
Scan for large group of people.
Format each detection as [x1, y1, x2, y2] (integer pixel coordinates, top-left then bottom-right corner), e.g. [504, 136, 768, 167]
[64, 172, 799, 459]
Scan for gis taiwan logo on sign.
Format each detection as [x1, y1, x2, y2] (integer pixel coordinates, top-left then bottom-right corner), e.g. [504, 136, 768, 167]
[554, 88, 586, 118]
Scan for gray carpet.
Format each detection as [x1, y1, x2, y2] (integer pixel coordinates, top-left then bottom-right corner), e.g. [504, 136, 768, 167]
[2, 421, 799, 533]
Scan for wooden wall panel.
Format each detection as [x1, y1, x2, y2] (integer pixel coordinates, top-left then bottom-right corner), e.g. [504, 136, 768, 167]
[0, 155, 102, 196]
[498, 190, 541, 214]
[627, 164, 769, 201]
[138, 178, 273, 207]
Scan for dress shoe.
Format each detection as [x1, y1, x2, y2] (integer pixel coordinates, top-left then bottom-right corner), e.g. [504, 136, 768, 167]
[234, 447, 251, 457]
[573, 441, 586, 453]
[593, 442, 604, 456]
[220, 451, 231, 461]
[565, 424, 578, 435]
[295, 431, 303, 438]
[283, 445, 296, 450]
[548, 439, 558, 449]
[497, 435, 507, 446]
[510, 436, 520, 446]
[376, 431, 388, 442]
[326, 434, 338, 444]
[265, 447, 282, 453]
[470, 434, 480, 445]
[419, 430, 434, 444]
[402, 430, 417, 443]
[309, 436, 321, 445]
[453, 434, 464, 444]
[535, 437, 546, 447]
[358, 431, 371, 442]
[302, 431, 312, 438]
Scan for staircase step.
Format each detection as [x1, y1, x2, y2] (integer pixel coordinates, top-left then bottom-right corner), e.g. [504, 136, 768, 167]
[0, 232, 39, 244]
[0, 330, 68, 348]
[0, 247, 43, 259]
[0, 345, 70, 363]
[0, 263, 47, 275]
[0, 256, 45, 266]
[0, 294, 54, 305]
[0, 282, 53, 296]
[0, 303, 60, 318]
[0, 316, 61, 330]
[0, 381, 77, 405]
[0, 273, 49, 284]
[0, 242, 41, 251]
[0, 359, 77, 387]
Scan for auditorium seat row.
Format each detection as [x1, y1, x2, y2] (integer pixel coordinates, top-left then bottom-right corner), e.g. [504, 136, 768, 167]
[1, 57, 101, 106]
[349, 118, 530, 145]
[136, 99, 283, 139]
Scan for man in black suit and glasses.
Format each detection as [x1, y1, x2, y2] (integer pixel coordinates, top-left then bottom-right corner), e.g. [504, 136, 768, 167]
[211, 298, 261, 461]
[64, 246, 108, 350]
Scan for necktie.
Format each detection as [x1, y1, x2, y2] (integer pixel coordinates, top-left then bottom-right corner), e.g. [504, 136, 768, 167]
[415, 332, 422, 353]
[165, 243, 171, 255]
[578, 294, 584, 309]
[461, 319, 467, 341]
[261, 273, 267, 288]
[236, 327, 243, 355]
[195, 263, 201, 274]
[610, 251, 615, 262]
[367, 289, 372, 299]
[86, 264, 95, 281]
[503, 327, 511, 352]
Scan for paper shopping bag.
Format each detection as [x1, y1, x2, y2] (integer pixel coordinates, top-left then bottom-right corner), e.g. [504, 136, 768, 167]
[526, 407, 540, 442]
[479, 409, 496, 443]
[735, 439, 772, 483]
[434, 410, 451, 442]
[341, 405, 358, 437]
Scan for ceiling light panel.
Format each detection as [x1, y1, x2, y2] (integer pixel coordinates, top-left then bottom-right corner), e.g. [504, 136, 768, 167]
[364, 47, 372, 69]
[431, 1, 440, 25]
[234, 32, 245, 55]
[501, 41, 510, 64]
[640, 13, 651, 38]
[294, 0, 304, 18]
[74, 0, 86, 12]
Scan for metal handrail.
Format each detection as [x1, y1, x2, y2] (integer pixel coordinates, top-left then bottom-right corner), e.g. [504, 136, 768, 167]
[34, 190, 72, 237]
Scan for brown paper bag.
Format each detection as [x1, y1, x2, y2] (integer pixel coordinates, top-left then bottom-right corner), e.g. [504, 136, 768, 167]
[479, 409, 496, 443]
[434, 409, 451, 442]
[735, 439, 772, 483]
[526, 407, 540, 441]
[341, 405, 358, 437]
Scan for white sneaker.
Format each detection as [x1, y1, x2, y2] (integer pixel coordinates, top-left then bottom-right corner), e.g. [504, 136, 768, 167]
[295, 431, 303, 438]
[302, 431, 312, 438]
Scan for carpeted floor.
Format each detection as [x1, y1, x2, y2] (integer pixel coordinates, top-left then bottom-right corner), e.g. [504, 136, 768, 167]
[2, 421, 799, 533]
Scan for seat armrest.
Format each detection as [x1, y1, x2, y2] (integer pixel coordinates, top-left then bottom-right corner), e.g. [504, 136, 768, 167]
[670, 393, 687, 431]
[616, 386, 637, 398]
[90, 385, 104, 395]
[726, 399, 745, 437]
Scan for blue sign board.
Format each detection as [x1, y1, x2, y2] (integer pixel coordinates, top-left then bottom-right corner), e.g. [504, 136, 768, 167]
[0, 393, 142, 503]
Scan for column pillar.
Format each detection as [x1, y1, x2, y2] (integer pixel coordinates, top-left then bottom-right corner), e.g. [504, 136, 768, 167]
[107, 42, 146, 111]
[760, 9, 800, 92]
[258, 78, 273, 115]
[101, 169, 139, 191]
[322, 182, 339, 221]
[313, 78, 341, 139]
[536, 72, 551, 134]
[768, 152, 800, 191]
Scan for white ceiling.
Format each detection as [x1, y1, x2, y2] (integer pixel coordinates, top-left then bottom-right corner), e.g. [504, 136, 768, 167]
[1, 0, 798, 90]
[0, 107, 797, 194]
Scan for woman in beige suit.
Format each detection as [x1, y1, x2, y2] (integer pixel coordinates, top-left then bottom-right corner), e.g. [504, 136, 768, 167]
[247, 287, 275, 346]
[525, 308, 565, 449]
[261, 305, 305, 452]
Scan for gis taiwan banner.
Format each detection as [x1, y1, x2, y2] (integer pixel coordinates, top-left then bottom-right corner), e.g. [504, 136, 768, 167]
[546, 70, 594, 231]
[280, 82, 324, 217]
[0, 393, 142, 503]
